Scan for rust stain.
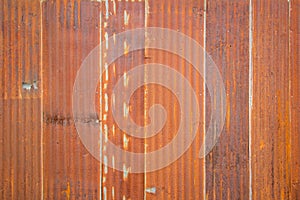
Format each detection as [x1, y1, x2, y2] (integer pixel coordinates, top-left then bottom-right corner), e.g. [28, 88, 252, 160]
[0, 0, 298, 199]
[42, 1, 101, 199]
[61, 182, 71, 200]
[290, 0, 300, 199]
[99, 1, 146, 199]
[251, 1, 292, 199]
[0, 0, 42, 199]
[205, 0, 250, 199]
[144, 0, 205, 199]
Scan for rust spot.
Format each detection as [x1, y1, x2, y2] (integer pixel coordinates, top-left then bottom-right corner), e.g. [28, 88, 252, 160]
[61, 182, 71, 200]
[43, 114, 100, 126]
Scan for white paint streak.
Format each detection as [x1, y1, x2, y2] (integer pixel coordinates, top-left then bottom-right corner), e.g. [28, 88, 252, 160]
[112, 124, 115, 137]
[124, 10, 130, 25]
[145, 0, 149, 27]
[105, 93, 109, 112]
[123, 71, 128, 86]
[249, 0, 253, 199]
[104, 156, 108, 174]
[124, 41, 129, 54]
[123, 134, 129, 149]
[203, 0, 207, 199]
[112, 186, 115, 199]
[105, 0, 109, 19]
[105, 32, 109, 49]
[112, 156, 115, 170]
[123, 164, 130, 180]
[123, 102, 129, 117]
[104, 124, 108, 142]
[103, 187, 107, 200]
[99, 10, 103, 200]
[112, 0, 116, 15]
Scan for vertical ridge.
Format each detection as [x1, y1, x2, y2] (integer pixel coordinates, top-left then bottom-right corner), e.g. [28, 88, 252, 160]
[248, 0, 253, 199]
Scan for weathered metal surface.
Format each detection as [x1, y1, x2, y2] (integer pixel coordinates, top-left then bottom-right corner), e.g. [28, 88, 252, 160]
[1, 0, 299, 199]
[290, 1, 300, 199]
[144, 0, 205, 199]
[99, 0, 146, 199]
[251, 0, 293, 199]
[0, 0, 42, 199]
[205, 1, 250, 199]
[42, 1, 100, 199]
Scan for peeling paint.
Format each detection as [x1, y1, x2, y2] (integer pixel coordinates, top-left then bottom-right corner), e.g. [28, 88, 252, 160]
[145, 0, 149, 27]
[112, 186, 115, 199]
[103, 186, 107, 200]
[145, 187, 156, 194]
[105, 0, 109, 19]
[124, 41, 130, 54]
[22, 80, 38, 90]
[112, 0, 116, 15]
[124, 10, 130, 25]
[123, 164, 130, 180]
[123, 134, 129, 149]
[104, 156, 108, 174]
[123, 102, 129, 117]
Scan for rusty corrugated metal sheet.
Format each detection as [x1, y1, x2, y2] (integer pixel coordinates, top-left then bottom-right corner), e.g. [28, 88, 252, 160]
[251, 0, 292, 199]
[1, 0, 299, 199]
[0, 0, 42, 199]
[144, 0, 205, 199]
[205, 1, 250, 199]
[42, 1, 100, 199]
[99, 0, 146, 199]
[290, 1, 300, 198]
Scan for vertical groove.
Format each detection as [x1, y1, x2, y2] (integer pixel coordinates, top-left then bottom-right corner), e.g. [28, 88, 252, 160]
[1, 1, 42, 199]
[42, 1, 100, 198]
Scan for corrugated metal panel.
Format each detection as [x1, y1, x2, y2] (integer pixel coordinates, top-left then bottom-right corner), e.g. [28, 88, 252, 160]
[251, 1, 291, 199]
[290, 1, 300, 198]
[205, 1, 250, 199]
[0, 0, 42, 199]
[42, 1, 100, 199]
[99, 0, 146, 199]
[0, 0, 299, 199]
[144, 0, 205, 199]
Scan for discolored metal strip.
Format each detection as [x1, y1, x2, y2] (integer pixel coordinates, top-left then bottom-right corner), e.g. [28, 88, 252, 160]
[42, 1, 101, 199]
[99, 1, 146, 199]
[144, 0, 205, 199]
[251, 0, 291, 199]
[290, 0, 299, 199]
[205, 0, 250, 199]
[0, 0, 42, 199]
